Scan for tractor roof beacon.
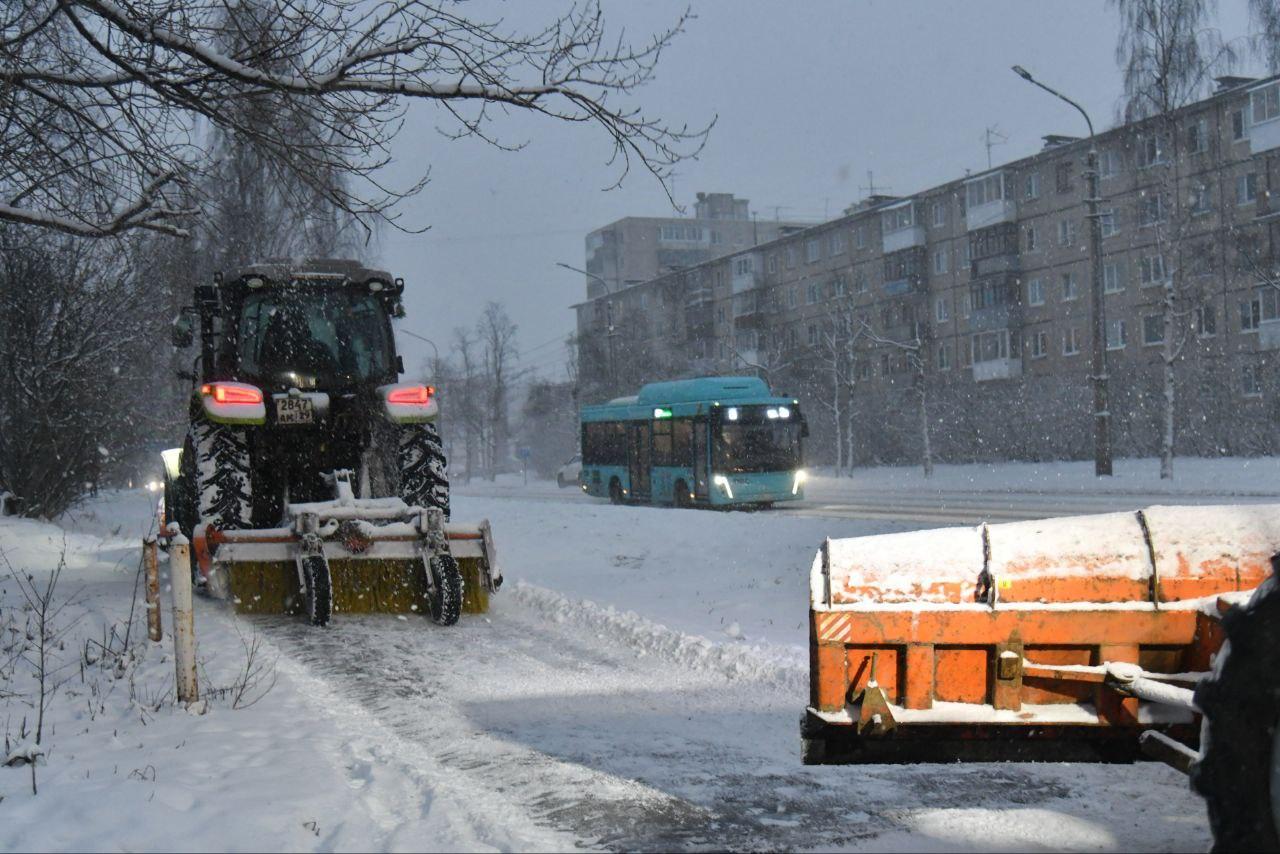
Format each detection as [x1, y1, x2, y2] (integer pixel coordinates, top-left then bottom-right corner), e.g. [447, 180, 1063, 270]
[159, 259, 500, 627]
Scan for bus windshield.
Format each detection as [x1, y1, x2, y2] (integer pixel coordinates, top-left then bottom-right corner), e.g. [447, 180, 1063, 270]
[714, 405, 803, 473]
[237, 289, 392, 387]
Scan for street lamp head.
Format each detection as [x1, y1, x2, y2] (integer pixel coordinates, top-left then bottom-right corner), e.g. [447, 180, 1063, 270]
[1012, 65, 1033, 81]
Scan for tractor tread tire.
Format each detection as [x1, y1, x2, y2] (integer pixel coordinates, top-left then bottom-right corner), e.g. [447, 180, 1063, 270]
[302, 555, 332, 627]
[400, 421, 450, 520]
[1191, 569, 1280, 853]
[427, 554, 463, 626]
[191, 415, 252, 531]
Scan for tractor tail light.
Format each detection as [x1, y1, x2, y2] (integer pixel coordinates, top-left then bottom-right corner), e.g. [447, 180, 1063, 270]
[386, 385, 435, 405]
[201, 383, 264, 405]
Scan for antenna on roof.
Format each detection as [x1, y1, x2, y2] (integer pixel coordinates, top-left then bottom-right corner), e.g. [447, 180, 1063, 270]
[982, 125, 1008, 169]
[858, 171, 890, 199]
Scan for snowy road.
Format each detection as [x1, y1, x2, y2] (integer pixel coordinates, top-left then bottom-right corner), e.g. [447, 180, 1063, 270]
[9, 469, 1247, 851]
[252, 589, 1208, 852]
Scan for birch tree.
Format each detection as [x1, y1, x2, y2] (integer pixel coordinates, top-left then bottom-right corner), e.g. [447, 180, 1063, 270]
[1112, 0, 1233, 478]
[0, 1, 710, 239]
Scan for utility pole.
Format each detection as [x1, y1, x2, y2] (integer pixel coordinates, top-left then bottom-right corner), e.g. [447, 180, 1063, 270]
[556, 261, 618, 395]
[1013, 65, 1111, 476]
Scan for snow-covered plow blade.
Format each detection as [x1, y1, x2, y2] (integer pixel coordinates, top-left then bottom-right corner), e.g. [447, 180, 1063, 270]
[803, 504, 1280, 764]
[191, 484, 499, 626]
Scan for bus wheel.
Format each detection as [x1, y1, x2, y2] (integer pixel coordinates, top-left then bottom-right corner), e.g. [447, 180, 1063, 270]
[609, 479, 624, 505]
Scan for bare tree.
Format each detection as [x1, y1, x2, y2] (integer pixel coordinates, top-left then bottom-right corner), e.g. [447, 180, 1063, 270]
[477, 302, 518, 480]
[861, 319, 934, 478]
[1250, 0, 1280, 71]
[1112, 0, 1234, 479]
[0, 1, 711, 239]
[448, 326, 483, 482]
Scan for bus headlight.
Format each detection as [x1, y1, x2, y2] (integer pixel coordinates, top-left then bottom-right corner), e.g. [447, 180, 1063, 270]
[712, 474, 734, 499]
[792, 469, 807, 495]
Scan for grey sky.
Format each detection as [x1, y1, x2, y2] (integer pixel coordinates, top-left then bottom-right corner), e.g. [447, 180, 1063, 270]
[378, 0, 1259, 381]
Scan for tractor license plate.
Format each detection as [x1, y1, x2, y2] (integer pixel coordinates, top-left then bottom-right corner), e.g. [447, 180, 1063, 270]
[275, 396, 314, 425]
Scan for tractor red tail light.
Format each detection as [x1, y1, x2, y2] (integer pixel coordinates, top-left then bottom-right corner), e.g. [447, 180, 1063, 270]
[386, 385, 435, 405]
[201, 383, 264, 405]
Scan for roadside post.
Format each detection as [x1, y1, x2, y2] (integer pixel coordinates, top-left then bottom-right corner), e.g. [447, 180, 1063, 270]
[142, 536, 163, 642]
[166, 525, 199, 704]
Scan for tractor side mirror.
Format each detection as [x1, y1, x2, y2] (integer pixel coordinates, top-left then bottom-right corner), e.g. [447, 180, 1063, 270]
[171, 310, 194, 348]
[396, 355, 405, 374]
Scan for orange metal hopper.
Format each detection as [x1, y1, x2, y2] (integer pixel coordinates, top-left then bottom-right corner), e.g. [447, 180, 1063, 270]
[803, 504, 1280, 763]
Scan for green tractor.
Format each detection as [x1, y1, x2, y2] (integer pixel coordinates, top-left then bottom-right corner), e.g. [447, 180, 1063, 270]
[162, 259, 498, 626]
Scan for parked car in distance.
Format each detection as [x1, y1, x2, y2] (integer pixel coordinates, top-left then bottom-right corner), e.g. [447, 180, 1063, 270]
[556, 454, 582, 488]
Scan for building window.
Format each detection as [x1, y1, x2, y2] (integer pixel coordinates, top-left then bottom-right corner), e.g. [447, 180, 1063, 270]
[1139, 254, 1167, 287]
[834, 273, 848, 297]
[1025, 172, 1040, 200]
[1061, 271, 1078, 301]
[1186, 117, 1208, 154]
[1025, 225, 1038, 252]
[1253, 83, 1280, 124]
[1241, 289, 1280, 330]
[936, 295, 950, 322]
[660, 224, 703, 241]
[1233, 108, 1247, 140]
[1107, 318, 1128, 350]
[971, 329, 1014, 362]
[933, 248, 948, 275]
[1058, 219, 1076, 246]
[855, 226, 866, 250]
[806, 238, 821, 263]
[854, 272, 868, 293]
[1190, 181, 1213, 215]
[1099, 149, 1121, 179]
[1237, 173, 1259, 206]
[937, 343, 951, 370]
[734, 257, 754, 275]
[1243, 362, 1263, 397]
[1139, 192, 1166, 226]
[787, 287, 798, 309]
[1100, 209, 1119, 237]
[639, 293, 648, 309]
[1136, 133, 1168, 169]
[1196, 303, 1217, 337]
[806, 282, 820, 304]
[1027, 278, 1044, 305]
[1064, 327, 1081, 356]
[710, 230, 723, 245]
[1055, 161, 1073, 194]
[807, 324, 819, 346]
[1104, 262, 1124, 293]
[966, 172, 1006, 208]
[830, 231, 847, 255]
[767, 253, 778, 274]
[716, 306, 725, 323]
[932, 202, 946, 227]
[1142, 313, 1165, 345]
[786, 246, 797, 268]
[1030, 330, 1048, 359]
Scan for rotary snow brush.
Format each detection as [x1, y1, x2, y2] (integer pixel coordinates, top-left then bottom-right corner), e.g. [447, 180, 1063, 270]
[802, 503, 1280, 764]
[188, 470, 500, 626]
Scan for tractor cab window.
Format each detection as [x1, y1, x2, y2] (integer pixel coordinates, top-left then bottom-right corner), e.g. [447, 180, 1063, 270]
[237, 290, 392, 386]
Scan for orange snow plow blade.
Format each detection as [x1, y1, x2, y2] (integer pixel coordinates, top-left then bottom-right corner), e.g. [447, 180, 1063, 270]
[802, 504, 1280, 764]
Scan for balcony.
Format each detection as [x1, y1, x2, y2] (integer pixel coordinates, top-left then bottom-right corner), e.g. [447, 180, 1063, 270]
[883, 224, 926, 253]
[967, 198, 1017, 230]
[685, 285, 713, 307]
[684, 302, 714, 335]
[970, 303, 1023, 332]
[972, 357, 1022, 382]
[1259, 319, 1280, 350]
[732, 289, 767, 328]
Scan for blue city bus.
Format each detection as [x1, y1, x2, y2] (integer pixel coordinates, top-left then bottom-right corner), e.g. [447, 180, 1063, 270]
[578, 376, 808, 508]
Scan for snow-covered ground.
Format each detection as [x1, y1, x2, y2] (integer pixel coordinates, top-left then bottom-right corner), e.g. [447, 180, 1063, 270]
[0, 469, 1225, 851]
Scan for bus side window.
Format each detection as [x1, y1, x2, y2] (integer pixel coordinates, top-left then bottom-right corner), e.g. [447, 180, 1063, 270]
[671, 418, 693, 468]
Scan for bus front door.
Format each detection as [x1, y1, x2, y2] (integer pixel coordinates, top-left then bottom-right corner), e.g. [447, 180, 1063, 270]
[628, 422, 651, 500]
[693, 418, 709, 500]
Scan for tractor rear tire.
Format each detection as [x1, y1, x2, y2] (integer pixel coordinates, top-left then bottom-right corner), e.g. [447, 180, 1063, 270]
[427, 554, 463, 626]
[1192, 569, 1280, 853]
[191, 414, 252, 532]
[302, 555, 332, 627]
[400, 421, 450, 520]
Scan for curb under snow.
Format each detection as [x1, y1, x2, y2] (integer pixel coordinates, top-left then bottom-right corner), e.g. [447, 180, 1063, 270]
[508, 580, 807, 696]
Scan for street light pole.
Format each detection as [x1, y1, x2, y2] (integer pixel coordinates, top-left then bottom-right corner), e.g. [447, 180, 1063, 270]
[400, 328, 440, 374]
[556, 261, 618, 393]
[1013, 66, 1112, 477]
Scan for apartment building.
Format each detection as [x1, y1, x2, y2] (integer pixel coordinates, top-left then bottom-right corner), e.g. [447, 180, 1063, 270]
[575, 75, 1280, 464]
[581, 192, 807, 299]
